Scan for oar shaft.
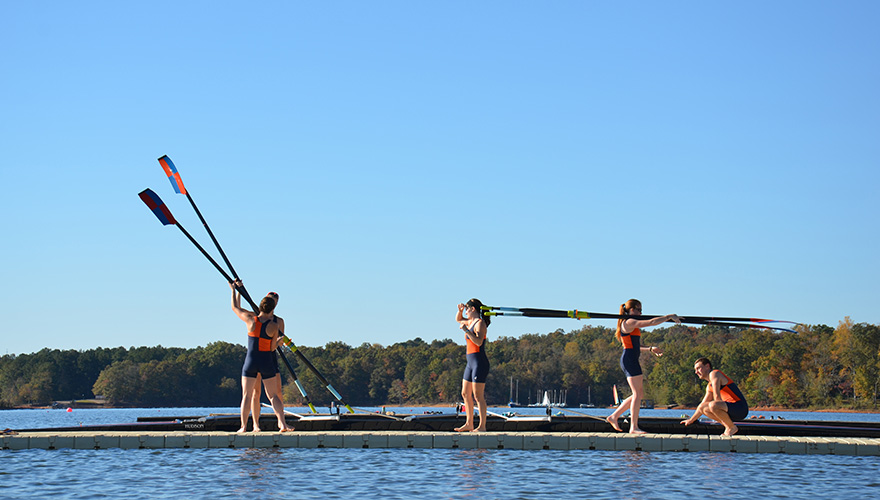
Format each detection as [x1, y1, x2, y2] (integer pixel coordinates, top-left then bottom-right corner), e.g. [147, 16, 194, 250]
[157, 156, 261, 312]
[140, 188, 256, 308]
[279, 336, 355, 413]
[152, 157, 355, 412]
[174, 223, 235, 284]
[487, 306, 793, 325]
[690, 321, 797, 333]
[182, 191, 259, 311]
[184, 192, 240, 276]
[276, 349, 317, 414]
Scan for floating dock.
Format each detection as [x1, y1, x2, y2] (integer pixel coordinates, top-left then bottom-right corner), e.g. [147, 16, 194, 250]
[4, 430, 879, 455]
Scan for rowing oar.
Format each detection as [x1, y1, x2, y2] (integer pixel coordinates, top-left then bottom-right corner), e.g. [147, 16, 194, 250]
[139, 188, 351, 412]
[147, 159, 356, 413]
[158, 157, 315, 410]
[138, 189, 239, 286]
[483, 306, 798, 333]
[158, 155, 259, 310]
[139, 187, 279, 314]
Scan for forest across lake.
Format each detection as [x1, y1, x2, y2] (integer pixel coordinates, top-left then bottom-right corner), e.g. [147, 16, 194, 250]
[2, 319, 878, 410]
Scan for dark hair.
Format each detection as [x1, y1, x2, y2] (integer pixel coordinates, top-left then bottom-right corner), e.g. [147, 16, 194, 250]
[259, 296, 277, 313]
[466, 298, 490, 327]
[694, 357, 712, 369]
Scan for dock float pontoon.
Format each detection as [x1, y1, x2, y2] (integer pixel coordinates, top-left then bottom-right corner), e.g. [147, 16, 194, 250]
[3, 430, 879, 455]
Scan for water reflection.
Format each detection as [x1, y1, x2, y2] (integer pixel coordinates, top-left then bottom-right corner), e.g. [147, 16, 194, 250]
[452, 449, 497, 498]
[612, 451, 657, 499]
[3, 447, 879, 500]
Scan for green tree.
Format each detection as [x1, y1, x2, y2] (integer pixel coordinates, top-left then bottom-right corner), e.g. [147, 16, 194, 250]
[93, 360, 141, 404]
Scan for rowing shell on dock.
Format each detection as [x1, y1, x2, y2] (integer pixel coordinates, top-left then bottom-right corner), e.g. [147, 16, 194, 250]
[12, 412, 880, 438]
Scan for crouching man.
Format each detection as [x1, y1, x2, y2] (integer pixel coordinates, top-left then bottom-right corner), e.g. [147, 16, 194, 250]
[680, 357, 749, 437]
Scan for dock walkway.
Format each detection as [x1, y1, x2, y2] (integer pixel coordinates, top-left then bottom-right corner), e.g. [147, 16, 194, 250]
[4, 431, 880, 455]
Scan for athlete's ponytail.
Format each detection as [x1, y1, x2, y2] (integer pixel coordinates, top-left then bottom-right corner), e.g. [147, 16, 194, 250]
[466, 298, 490, 327]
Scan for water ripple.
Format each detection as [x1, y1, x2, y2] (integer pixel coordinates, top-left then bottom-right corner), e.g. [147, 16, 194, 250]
[3, 439, 880, 499]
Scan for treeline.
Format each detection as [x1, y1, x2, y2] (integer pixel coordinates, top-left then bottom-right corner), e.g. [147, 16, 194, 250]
[0, 343, 243, 407]
[1, 319, 878, 409]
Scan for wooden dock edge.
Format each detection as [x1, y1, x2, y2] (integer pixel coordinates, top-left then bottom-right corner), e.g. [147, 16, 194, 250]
[3, 431, 879, 455]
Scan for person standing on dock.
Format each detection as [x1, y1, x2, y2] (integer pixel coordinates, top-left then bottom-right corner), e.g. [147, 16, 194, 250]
[249, 292, 283, 430]
[231, 281, 293, 433]
[680, 357, 749, 437]
[605, 299, 680, 434]
[455, 298, 491, 432]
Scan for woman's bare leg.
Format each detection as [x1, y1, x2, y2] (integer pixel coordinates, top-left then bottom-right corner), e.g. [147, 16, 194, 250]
[263, 374, 293, 431]
[606, 395, 633, 432]
[472, 382, 487, 432]
[239, 376, 258, 433]
[627, 375, 645, 433]
[455, 380, 475, 432]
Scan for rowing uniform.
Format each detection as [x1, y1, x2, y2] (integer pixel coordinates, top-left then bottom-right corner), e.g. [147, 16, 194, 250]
[241, 316, 280, 379]
[619, 327, 642, 377]
[462, 322, 490, 384]
[712, 369, 749, 421]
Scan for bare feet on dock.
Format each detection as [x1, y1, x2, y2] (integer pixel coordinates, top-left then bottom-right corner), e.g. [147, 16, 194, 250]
[252, 427, 262, 433]
[629, 428, 647, 434]
[606, 416, 623, 432]
[236, 427, 247, 434]
[472, 428, 486, 433]
[722, 425, 738, 437]
[279, 426, 295, 432]
[454, 425, 474, 432]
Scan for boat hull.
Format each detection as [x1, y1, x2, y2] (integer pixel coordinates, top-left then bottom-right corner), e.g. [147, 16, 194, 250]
[14, 413, 880, 438]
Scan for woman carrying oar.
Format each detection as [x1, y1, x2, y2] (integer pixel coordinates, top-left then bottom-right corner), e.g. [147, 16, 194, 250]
[605, 299, 680, 434]
[231, 281, 293, 433]
[249, 291, 283, 427]
[455, 299, 491, 432]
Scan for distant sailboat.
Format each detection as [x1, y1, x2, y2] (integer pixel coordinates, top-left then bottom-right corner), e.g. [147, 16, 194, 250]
[612, 384, 620, 406]
[528, 391, 551, 407]
[528, 390, 568, 408]
[508, 377, 523, 408]
[579, 385, 596, 408]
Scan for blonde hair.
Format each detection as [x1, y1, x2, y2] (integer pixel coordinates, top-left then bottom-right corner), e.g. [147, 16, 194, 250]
[615, 299, 641, 344]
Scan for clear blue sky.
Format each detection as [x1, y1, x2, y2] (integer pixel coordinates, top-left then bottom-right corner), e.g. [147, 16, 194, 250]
[2, 2, 878, 356]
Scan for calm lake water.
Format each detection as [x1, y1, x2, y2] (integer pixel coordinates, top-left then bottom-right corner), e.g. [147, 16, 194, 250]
[3, 407, 880, 500]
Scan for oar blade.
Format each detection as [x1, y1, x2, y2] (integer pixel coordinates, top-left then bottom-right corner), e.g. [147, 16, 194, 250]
[158, 155, 187, 195]
[138, 188, 176, 226]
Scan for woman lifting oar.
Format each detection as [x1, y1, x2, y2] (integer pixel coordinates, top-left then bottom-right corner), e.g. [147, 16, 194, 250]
[455, 299, 491, 432]
[231, 281, 293, 433]
[605, 299, 680, 434]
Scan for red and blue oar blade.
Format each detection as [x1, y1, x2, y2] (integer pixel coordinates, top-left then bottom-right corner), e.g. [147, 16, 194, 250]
[139, 189, 237, 284]
[158, 155, 187, 195]
[138, 188, 176, 226]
